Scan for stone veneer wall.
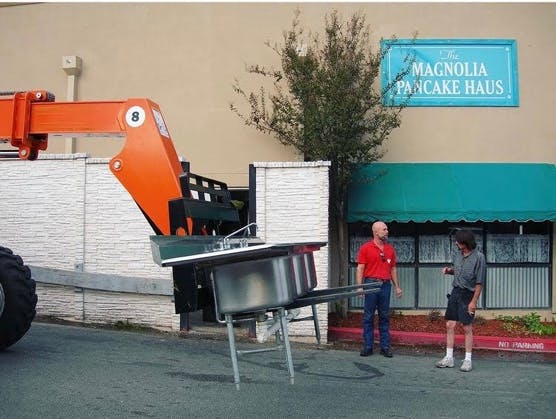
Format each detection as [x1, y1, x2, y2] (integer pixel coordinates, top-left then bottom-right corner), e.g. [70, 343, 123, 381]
[0, 155, 331, 339]
[0, 154, 177, 330]
[253, 161, 330, 342]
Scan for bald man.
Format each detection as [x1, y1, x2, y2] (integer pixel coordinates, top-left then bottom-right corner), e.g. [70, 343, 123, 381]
[356, 221, 402, 357]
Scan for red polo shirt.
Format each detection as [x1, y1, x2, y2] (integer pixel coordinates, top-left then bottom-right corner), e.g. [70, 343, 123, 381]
[357, 240, 397, 281]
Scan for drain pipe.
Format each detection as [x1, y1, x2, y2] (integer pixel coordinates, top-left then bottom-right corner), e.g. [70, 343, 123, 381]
[61, 55, 82, 153]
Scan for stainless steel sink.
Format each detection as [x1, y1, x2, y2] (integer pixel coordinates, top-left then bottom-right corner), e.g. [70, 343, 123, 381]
[209, 254, 315, 315]
[148, 232, 381, 388]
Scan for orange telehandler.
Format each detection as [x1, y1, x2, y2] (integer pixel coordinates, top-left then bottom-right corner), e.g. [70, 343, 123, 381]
[1, 90, 383, 386]
[0, 90, 243, 349]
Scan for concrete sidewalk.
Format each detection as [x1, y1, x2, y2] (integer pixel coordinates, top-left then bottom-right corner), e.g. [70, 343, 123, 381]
[328, 326, 556, 354]
[185, 310, 556, 355]
[130, 308, 556, 356]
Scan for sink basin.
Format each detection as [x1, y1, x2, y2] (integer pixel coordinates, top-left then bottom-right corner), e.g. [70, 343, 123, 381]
[209, 253, 317, 315]
[150, 234, 326, 315]
[290, 253, 317, 297]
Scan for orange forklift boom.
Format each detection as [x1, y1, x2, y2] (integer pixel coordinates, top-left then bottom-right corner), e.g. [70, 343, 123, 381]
[0, 90, 196, 236]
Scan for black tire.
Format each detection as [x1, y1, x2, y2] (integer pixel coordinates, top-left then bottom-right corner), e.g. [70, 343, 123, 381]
[0, 246, 37, 350]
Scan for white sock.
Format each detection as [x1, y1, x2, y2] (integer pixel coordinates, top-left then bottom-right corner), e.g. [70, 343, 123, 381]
[446, 348, 454, 358]
[465, 352, 472, 361]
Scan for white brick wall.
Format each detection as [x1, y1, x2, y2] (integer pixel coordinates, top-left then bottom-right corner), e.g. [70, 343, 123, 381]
[0, 154, 86, 270]
[0, 154, 165, 276]
[35, 284, 179, 330]
[253, 161, 331, 342]
[83, 159, 168, 278]
[0, 154, 176, 329]
[0, 156, 331, 339]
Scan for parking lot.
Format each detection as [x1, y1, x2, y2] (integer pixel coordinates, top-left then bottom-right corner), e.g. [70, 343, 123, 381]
[1, 321, 555, 418]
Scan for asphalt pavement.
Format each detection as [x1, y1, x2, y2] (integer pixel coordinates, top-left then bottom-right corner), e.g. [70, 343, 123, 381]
[1, 321, 555, 418]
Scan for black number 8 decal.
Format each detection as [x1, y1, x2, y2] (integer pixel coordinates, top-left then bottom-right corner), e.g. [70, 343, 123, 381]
[125, 106, 146, 128]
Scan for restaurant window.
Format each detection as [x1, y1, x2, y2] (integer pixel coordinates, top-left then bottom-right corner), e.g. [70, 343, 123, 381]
[486, 222, 549, 264]
[347, 221, 552, 310]
[484, 222, 551, 309]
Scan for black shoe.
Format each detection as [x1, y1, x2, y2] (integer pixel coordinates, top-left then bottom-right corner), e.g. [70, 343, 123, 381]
[360, 348, 373, 357]
[380, 349, 393, 358]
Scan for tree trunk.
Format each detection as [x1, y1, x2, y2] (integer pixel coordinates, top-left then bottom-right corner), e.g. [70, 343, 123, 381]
[328, 165, 351, 318]
[336, 204, 350, 318]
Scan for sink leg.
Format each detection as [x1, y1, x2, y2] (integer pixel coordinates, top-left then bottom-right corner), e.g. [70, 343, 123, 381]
[225, 314, 241, 388]
[311, 304, 321, 345]
[278, 307, 295, 384]
[272, 311, 283, 344]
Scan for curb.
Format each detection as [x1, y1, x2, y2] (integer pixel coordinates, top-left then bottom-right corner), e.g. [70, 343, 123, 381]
[328, 326, 556, 353]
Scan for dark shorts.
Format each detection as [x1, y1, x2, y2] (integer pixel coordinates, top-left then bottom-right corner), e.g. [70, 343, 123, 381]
[445, 287, 475, 325]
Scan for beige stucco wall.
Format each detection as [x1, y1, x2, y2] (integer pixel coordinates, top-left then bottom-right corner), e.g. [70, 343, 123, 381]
[1, 2, 555, 187]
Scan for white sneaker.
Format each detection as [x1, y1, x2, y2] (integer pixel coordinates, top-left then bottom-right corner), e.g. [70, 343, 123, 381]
[435, 356, 454, 368]
[460, 359, 472, 372]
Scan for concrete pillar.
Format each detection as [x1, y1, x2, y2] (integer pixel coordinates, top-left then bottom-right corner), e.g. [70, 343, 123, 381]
[62, 55, 82, 153]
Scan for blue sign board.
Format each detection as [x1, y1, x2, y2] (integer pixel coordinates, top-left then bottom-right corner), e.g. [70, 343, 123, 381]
[381, 39, 519, 107]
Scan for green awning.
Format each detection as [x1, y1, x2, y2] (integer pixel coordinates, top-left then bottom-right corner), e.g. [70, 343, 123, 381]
[347, 163, 556, 223]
